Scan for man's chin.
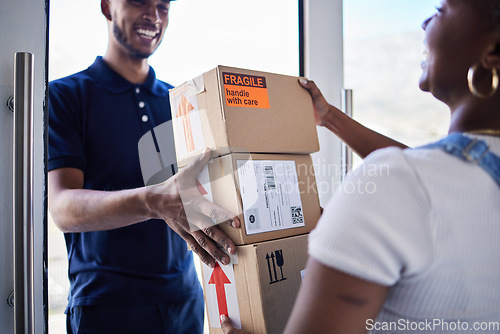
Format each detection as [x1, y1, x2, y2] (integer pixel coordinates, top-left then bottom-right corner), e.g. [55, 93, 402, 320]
[133, 44, 161, 60]
[127, 47, 155, 60]
[131, 52, 152, 60]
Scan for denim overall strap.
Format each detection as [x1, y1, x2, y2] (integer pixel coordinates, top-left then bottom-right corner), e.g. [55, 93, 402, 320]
[420, 133, 500, 188]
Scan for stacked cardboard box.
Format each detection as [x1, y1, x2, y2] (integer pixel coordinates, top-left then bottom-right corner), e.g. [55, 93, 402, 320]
[201, 234, 309, 334]
[170, 66, 321, 334]
[170, 65, 319, 167]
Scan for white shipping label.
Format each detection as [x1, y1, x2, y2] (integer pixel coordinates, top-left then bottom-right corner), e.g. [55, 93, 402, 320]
[201, 259, 241, 329]
[185, 165, 214, 232]
[236, 160, 305, 235]
[300, 269, 306, 282]
[197, 167, 242, 329]
[170, 80, 206, 160]
[197, 164, 213, 203]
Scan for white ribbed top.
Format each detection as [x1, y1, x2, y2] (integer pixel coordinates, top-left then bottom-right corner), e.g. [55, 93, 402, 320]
[309, 135, 500, 333]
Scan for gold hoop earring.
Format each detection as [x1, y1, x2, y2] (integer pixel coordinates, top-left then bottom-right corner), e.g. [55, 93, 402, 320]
[467, 64, 499, 98]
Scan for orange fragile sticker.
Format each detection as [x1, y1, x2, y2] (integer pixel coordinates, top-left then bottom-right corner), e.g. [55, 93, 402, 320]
[222, 72, 270, 109]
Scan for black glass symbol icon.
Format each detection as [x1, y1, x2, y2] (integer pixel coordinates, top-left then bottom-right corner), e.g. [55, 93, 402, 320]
[266, 249, 287, 284]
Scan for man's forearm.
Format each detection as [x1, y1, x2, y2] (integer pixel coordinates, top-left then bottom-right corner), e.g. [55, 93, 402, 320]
[49, 186, 158, 233]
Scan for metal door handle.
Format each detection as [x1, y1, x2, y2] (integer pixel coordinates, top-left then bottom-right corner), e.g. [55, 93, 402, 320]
[7, 291, 14, 307]
[13, 51, 35, 334]
[7, 95, 14, 112]
[341, 89, 353, 179]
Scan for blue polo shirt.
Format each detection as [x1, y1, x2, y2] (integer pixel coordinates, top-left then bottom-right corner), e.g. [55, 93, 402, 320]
[48, 56, 201, 311]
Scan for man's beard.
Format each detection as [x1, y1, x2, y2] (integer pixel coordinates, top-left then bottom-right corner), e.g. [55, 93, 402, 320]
[113, 21, 153, 59]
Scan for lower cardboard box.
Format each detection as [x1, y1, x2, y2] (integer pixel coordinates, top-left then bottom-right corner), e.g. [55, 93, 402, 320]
[200, 234, 309, 334]
[199, 153, 320, 245]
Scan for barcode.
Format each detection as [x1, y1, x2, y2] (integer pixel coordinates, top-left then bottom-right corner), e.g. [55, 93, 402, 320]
[264, 165, 276, 190]
[291, 206, 304, 224]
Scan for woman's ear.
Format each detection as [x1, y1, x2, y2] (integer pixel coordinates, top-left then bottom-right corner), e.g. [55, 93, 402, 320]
[101, 0, 112, 21]
[483, 55, 500, 70]
[482, 36, 500, 70]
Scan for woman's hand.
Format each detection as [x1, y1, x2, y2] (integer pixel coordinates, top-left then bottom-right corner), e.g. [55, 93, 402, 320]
[299, 78, 340, 126]
[220, 315, 248, 334]
[298, 78, 407, 158]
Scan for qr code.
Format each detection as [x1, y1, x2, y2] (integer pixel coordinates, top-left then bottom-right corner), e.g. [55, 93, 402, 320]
[291, 206, 304, 224]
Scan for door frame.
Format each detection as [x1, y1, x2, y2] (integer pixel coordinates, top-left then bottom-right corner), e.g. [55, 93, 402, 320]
[0, 0, 49, 333]
[304, 0, 344, 206]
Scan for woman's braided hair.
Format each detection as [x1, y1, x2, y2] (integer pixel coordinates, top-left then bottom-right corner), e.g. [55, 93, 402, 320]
[478, 0, 500, 54]
[477, 0, 500, 30]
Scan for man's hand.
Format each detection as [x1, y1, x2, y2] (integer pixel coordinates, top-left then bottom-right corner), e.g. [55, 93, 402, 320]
[146, 148, 240, 268]
[220, 315, 248, 334]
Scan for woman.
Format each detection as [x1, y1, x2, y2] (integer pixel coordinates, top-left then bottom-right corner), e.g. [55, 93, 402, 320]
[222, 0, 500, 333]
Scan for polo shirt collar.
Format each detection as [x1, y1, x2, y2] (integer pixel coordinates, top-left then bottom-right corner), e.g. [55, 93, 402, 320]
[88, 56, 168, 96]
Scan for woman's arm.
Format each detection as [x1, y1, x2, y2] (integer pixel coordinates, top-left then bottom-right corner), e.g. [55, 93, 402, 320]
[219, 257, 389, 334]
[300, 79, 408, 158]
[284, 257, 389, 334]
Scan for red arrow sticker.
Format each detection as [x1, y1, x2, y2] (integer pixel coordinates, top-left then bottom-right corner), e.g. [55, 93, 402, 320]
[196, 178, 208, 196]
[202, 256, 241, 328]
[208, 262, 231, 319]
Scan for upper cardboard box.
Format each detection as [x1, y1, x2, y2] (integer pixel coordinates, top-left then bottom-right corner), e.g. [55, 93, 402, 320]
[170, 65, 320, 167]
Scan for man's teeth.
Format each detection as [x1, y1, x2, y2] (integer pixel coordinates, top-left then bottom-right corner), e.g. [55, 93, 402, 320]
[137, 29, 157, 38]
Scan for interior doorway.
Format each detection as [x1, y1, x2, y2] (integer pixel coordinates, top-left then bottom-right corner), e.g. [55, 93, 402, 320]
[47, 1, 300, 332]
